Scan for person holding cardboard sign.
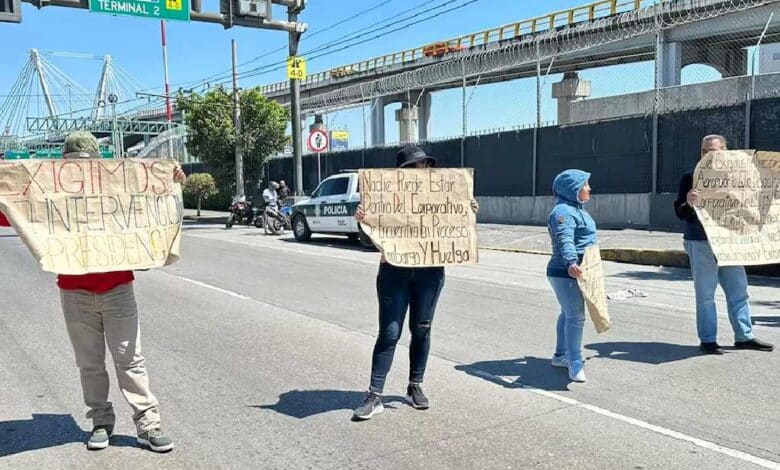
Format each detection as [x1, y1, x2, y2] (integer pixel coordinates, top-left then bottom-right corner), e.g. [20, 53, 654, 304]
[674, 135, 774, 355]
[351, 145, 479, 420]
[546, 169, 597, 383]
[0, 131, 185, 452]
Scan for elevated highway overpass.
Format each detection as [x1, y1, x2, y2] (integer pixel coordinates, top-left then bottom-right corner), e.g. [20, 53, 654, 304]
[258, 0, 780, 145]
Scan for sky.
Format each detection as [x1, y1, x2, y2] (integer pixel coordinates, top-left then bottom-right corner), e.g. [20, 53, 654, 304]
[0, 0, 725, 148]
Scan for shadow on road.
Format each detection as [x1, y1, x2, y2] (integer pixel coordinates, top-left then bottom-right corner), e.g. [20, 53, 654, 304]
[250, 390, 405, 419]
[585, 341, 702, 364]
[0, 413, 136, 457]
[752, 316, 780, 327]
[610, 268, 691, 282]
[280, 237, 376, 252]
[611, 269, 779, 287]
[752, 300, 780, 310]
[181, 225, 232, 231]
[455, 357, 572, 392]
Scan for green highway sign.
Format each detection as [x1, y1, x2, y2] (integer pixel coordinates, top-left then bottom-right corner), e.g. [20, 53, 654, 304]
[3, 150, 30, 159]
[33, 149, 63, 158]
[89, 0, 190, 22]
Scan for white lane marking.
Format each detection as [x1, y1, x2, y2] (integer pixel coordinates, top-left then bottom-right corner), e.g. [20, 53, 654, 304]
[471, 369, 779, 469]
[164, 250, 780, 469]
[183, 232, 754, 319]
[166, 273, 251, 300]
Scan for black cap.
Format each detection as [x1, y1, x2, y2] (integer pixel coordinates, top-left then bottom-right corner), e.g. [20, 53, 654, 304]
[396, 145, 437, 168]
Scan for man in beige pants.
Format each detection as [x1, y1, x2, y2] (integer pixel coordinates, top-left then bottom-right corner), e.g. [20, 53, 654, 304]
[1, 131, 185, 452]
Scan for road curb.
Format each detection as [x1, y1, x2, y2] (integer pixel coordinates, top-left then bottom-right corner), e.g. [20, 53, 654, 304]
[599, 248, 688, 268]
[183, 216, 228, 224]
[480, 246, 688, 267]
[480, 246, 779, 277]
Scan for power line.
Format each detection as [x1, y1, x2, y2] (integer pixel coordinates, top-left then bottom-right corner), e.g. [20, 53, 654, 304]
[206, 0, 482, 88]
[229, 0, 457, 83]
[168, 0, 446, 92]
[164, 0, 400, 92]
[239, 0, 402, 69]
[222, 0, 484, 85]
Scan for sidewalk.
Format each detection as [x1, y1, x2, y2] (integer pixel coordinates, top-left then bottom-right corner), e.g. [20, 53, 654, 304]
[478, 223, 690, 269]
[183, 209, 778, 275]
[183, 208, 231, 224]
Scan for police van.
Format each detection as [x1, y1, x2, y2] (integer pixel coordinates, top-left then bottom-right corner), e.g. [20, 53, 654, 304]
[291, 172, 373, 247]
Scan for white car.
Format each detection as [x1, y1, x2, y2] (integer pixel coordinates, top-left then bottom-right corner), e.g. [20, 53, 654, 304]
[290, 172, 373, 247]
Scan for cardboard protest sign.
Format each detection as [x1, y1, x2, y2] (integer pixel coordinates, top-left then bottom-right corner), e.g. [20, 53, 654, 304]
[359, 168, 478, 267]
[0, 158, 183, 275]
[693, 150, 780, 266]
[577, 245, 610, 334]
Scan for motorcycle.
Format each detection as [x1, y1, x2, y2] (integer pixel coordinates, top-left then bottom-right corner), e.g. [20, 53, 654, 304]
[260, 200, 292, 235]
[225, 199, 257, 229]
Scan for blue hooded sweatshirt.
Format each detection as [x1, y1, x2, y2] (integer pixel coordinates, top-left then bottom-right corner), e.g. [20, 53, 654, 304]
[546, 169, 598, 278]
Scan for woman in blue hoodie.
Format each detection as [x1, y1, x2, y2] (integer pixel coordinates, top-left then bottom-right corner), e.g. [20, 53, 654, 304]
[547, 169, 597, 383]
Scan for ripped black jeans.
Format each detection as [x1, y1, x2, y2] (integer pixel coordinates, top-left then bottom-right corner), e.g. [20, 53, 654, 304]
[369, 263, 445, 394]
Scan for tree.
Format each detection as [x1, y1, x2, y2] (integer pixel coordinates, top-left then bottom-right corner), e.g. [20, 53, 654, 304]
[182, 173, 218, 216]
[178, 87, 288, 193]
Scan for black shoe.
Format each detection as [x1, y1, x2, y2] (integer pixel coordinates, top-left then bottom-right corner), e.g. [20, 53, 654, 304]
[353, 392, 384, 420]
[734, 338, 775, 351]
[700, 342, 725, 355]
[405, 384, 429, 410]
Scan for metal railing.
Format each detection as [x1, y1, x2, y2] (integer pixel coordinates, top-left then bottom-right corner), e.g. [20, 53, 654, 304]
[260, 0, 652, 95]
[26, 117, 176, 135]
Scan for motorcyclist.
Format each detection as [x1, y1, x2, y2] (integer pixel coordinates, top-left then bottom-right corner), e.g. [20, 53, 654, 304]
[229, 195, 254, 225]
[262, 182, 280, 207]
[262, 182, 285, 227]
[278, 180, 291, 201]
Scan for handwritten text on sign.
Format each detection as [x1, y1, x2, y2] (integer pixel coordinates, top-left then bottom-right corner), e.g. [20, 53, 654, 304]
[0, 158, 183, 274]
[359, 168, 478, 267]
[693, 150, 780, 266]
[576, 245, 610, 334]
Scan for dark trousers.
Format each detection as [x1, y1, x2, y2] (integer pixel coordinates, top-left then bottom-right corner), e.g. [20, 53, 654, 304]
[369, 263, 445, 394]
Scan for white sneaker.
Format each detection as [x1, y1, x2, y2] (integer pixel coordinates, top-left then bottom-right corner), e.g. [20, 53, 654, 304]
[551, 355, 569, 368]
[568, 365, 587, 383]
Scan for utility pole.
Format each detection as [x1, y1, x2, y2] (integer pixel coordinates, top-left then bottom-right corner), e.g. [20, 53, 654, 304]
[109, 93, 120, 157]
[532, 41, 541, 197]
[288, 1, 305, 196]
[232, 39, 245, 199]
[161, 20, 174, 159]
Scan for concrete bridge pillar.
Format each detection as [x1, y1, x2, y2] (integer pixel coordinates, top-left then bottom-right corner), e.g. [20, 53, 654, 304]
[552, 72, 591, 125]
[394, 91, 431, 144]
[310, 114, 326, 133]
[659, 39, 683, 87]
[416, 91, 431, 142]
[371, 96, 388, 147]
[396, 102, 419, 144]
[370, 97, 387, 147]
[371, 92, 431, 146]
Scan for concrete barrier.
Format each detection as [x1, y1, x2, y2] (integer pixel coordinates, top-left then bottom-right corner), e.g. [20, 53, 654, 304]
[477, 193, 682, 230]
[480, 244, 778, 276]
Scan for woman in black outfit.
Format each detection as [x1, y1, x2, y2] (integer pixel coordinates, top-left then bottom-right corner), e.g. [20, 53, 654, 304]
[352, 145, 478, 420]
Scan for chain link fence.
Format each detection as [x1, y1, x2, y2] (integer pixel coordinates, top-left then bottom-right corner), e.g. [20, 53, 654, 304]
[300, 1, 776, 136]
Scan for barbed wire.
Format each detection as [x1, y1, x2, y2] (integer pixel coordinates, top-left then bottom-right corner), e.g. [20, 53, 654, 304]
[301, 0, 776, 114]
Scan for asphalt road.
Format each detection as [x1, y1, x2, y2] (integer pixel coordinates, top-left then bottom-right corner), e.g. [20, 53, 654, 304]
[1, 223, 779, 469]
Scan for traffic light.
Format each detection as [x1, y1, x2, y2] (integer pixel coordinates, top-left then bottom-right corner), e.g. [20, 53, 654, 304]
[0, 0, 21, 23]
[237, 0, 270, 18]
[220, 0, 271, 19]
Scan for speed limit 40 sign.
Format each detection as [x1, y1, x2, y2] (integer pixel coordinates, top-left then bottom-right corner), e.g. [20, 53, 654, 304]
[287, 56, 307, 80]
[307, 129, 329, 153]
